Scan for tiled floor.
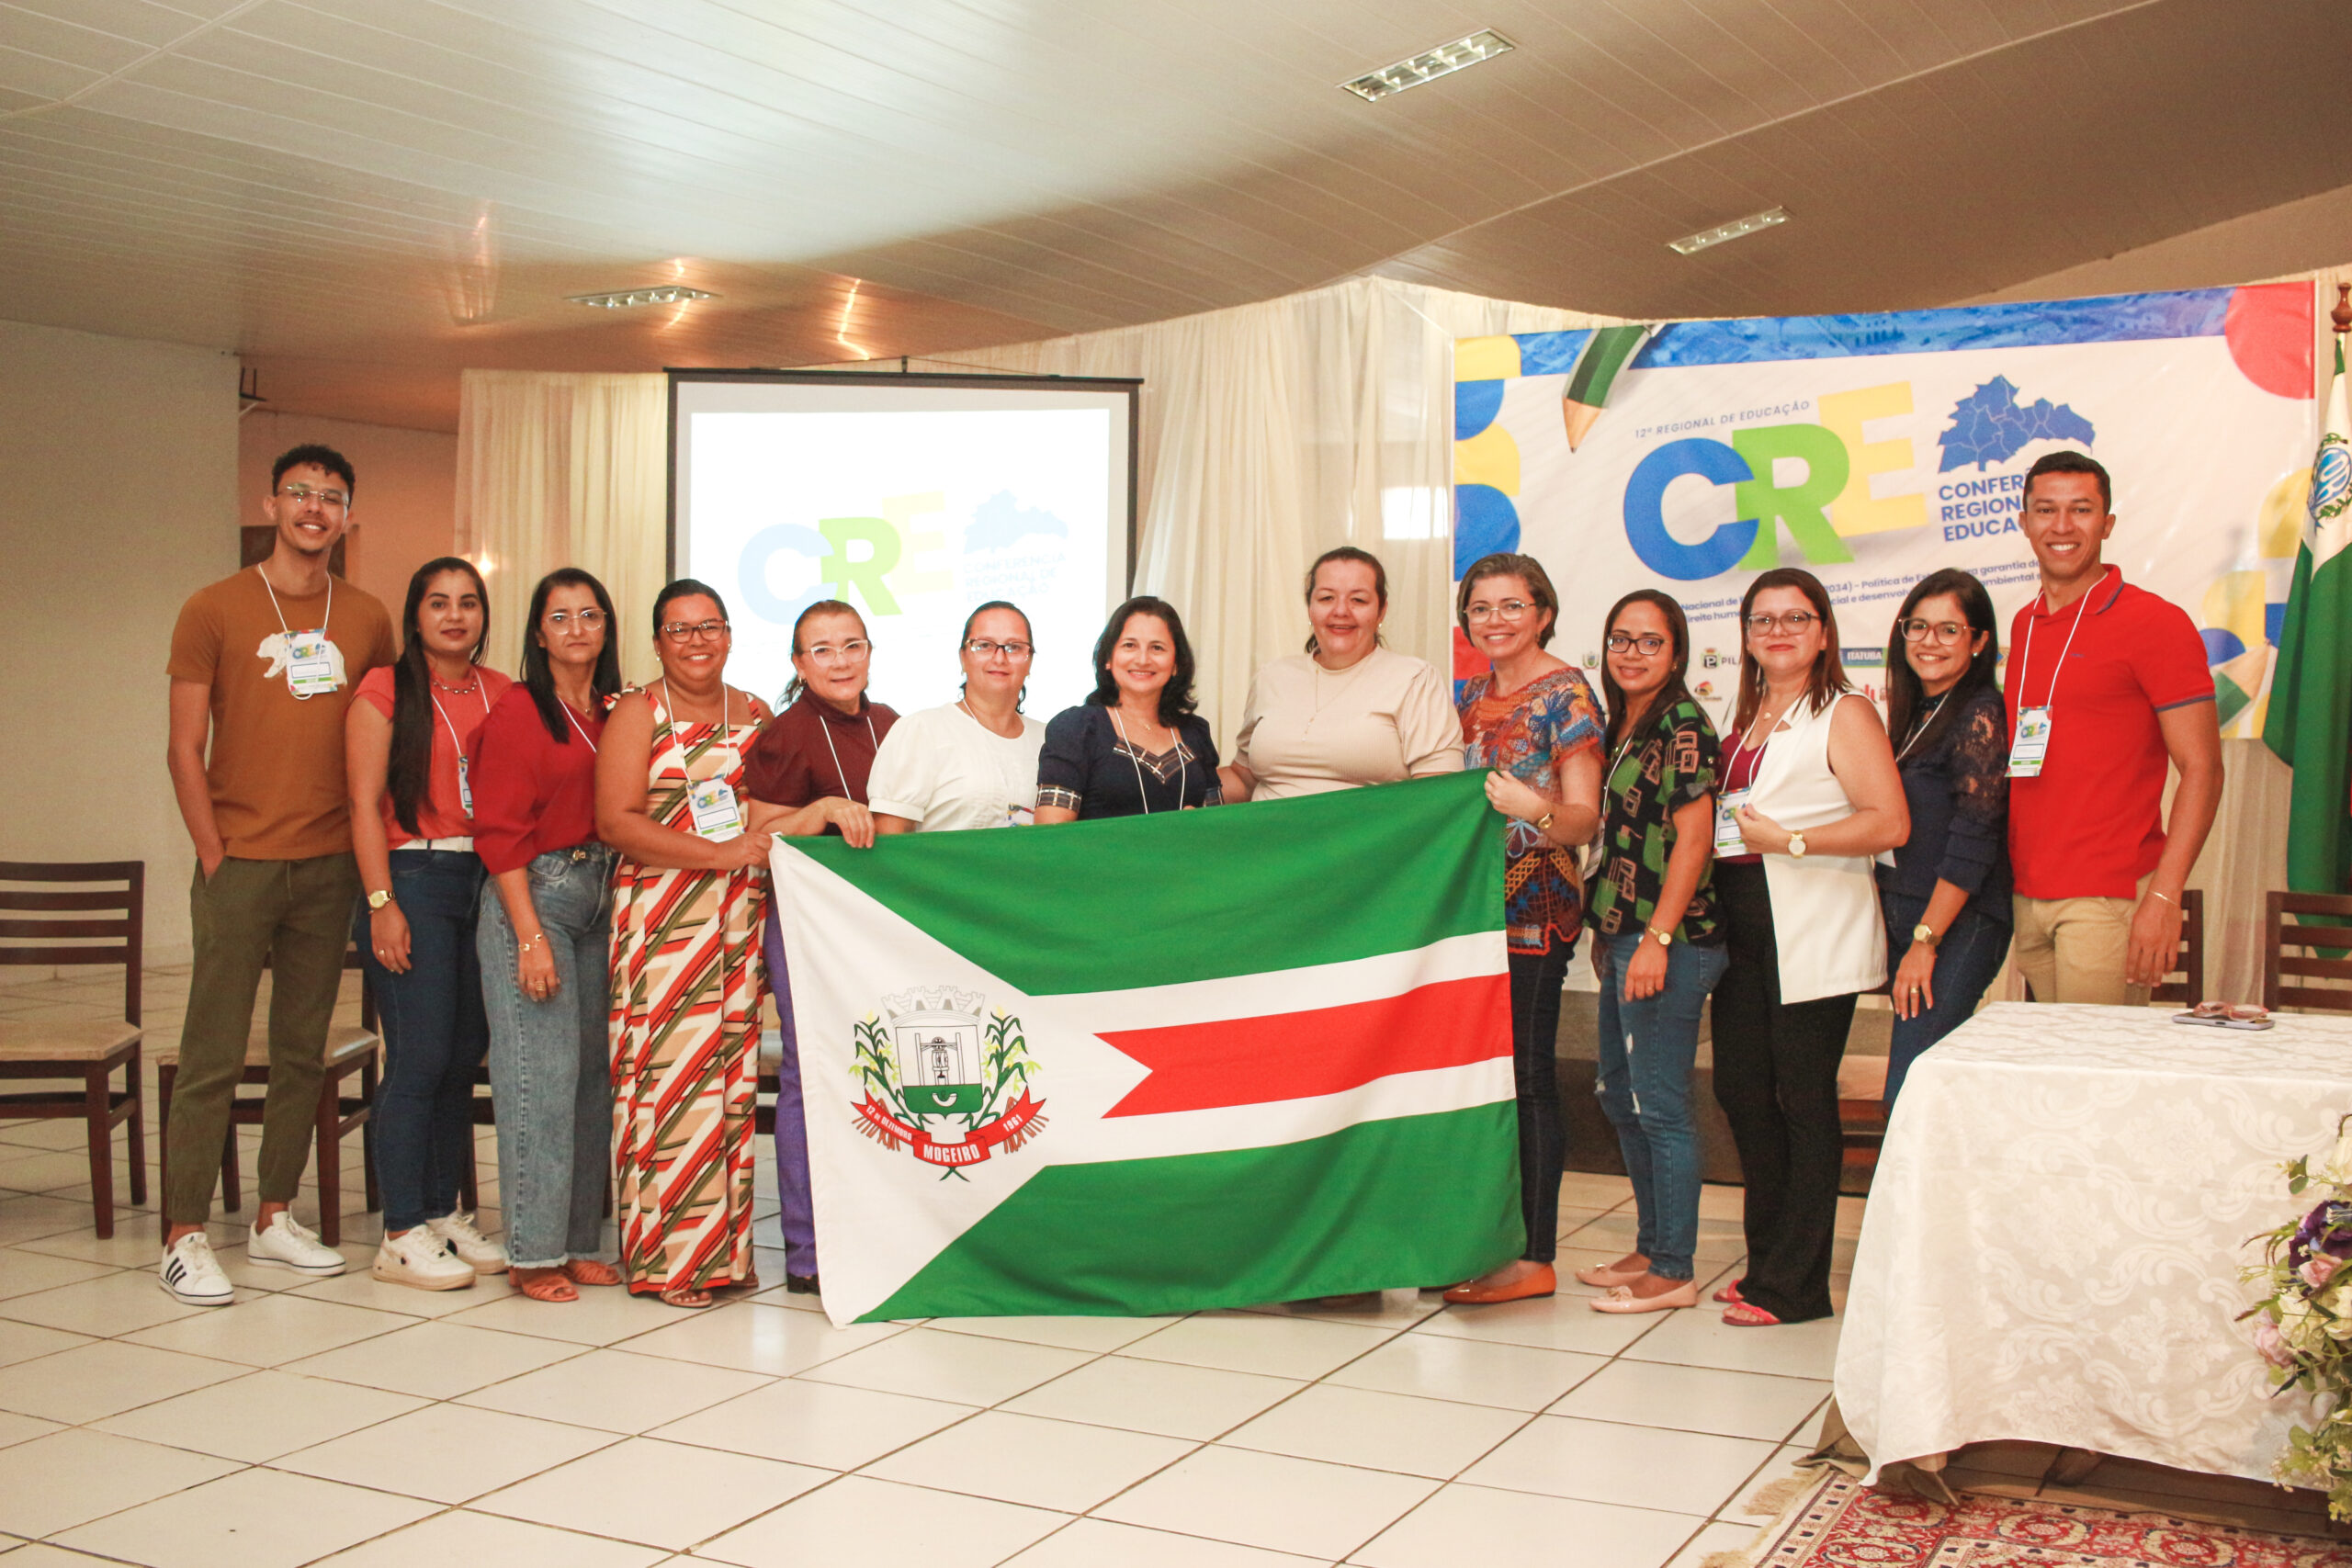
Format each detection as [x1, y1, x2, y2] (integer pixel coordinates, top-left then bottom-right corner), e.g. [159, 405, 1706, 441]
[0, 966, 1857, 1568]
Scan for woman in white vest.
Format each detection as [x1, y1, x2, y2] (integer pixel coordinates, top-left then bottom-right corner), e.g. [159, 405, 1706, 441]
[1712, 568, 1907, 1326]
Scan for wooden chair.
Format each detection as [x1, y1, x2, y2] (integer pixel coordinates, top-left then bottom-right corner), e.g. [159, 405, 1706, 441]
[2263, 891, 2352, 1013]
[0, 862, 146, 1236]
[2150, 887, 2206, 1006]
[154, 942, 380, 1246]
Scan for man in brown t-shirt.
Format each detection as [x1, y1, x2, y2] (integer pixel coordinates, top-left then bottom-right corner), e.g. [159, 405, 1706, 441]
[160, 444, 395, 1304]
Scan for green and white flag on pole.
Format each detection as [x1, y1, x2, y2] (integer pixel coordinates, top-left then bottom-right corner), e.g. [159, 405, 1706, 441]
[2263, 343, 2352, 894]
[772, 772, 1521, 1326]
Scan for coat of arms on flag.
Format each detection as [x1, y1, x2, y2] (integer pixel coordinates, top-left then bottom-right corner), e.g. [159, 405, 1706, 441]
[850, 988, 1046, 1178]
[774, 771, 1523, 1327]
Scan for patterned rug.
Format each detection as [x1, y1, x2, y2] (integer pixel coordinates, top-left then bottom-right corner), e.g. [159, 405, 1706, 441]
[1741, 1468, 2352, 1567]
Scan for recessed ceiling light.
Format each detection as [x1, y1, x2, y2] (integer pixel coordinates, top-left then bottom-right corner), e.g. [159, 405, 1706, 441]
[567, 286, 717, 309]
[1340, 29, 1513, 102]
[1668, 208, 1790, 255]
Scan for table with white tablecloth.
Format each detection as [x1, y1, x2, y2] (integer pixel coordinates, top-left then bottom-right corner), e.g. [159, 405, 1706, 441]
[1835, 1002, 2349, 1483]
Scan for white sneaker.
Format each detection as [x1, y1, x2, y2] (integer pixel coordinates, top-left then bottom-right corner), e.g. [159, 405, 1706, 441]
[371, 1228, 476, 1292]
[159, 1233, 234, 1306]
[425, 1212, 512, 1275]
[246, 1213, 349, 1277]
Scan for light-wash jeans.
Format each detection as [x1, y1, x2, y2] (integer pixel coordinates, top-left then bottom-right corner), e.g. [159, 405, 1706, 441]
[1594, 932, 1729, 1283]
[478, 846, 615, 1269]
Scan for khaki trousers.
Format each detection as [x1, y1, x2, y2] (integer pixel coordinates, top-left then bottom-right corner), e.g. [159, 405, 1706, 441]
[167, 854, 359, 1224]
[2011, 874, 2154, 1008]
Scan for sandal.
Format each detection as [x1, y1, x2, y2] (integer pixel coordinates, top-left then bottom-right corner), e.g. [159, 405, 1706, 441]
[512, 1267, 579, 1303]
[1713, 1280, 1745, 1305]
[1723, 1302, 1782, 1327]
[660, 1285, 715, 1310]
[561, 1258, 621, 1288]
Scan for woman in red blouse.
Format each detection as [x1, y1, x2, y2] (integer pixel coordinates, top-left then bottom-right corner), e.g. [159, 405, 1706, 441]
[469, 569, 625, 1303]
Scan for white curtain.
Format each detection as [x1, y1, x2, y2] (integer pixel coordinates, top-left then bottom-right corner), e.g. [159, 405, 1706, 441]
[453, 369, 668, 685]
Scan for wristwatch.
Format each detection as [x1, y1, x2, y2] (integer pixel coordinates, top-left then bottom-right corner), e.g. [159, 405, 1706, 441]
[1645, 926, 1674, 947]
[367, 889, 394, 910]
[1912, 922, 1939, 949]
[1787, 831, 1808, 859]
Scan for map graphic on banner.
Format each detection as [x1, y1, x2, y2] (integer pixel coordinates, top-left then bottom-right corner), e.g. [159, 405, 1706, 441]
[772, 773, 1521, 1327]
[1453, 286, 2317, 735]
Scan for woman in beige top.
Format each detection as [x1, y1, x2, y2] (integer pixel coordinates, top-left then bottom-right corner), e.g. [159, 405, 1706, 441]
[1222, 547, 1463, 802]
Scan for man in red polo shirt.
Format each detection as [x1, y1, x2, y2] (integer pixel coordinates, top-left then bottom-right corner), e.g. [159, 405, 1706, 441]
[2005, 451, 2222, 1005]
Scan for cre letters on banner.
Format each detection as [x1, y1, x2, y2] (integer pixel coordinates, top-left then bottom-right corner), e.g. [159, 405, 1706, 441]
[1454, 286, 2318, 734]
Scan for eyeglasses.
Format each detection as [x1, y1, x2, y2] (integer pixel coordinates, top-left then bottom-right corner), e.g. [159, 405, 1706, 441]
[964, 638, 1035, 660]
[803, 639, 871, 662]
[1899, 618, 1971, 644]
[1605, 633, 1667, 655]
[661, 619, 730, 643]
[279, 483, 349, 512]
[1746, 611, 1818, 635]
[1464, 599, 1535, 623]
[544, 609, 605, 629]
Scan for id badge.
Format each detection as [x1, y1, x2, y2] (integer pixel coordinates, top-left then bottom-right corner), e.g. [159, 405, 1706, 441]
[285, 631, 336, 698]
[1714, 789, 1751, 857]
[456, 755, 474, 817]
[1007, 803, 1035, 828]
[687, 776, 742, 840]
[2008, 706, 2052, 779]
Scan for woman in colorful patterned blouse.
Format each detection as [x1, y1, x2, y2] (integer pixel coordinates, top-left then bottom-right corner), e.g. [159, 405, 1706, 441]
[1578, 590, 1730, 1314]
[594, 580, 776, 1309]
[1443, 552, 1604, 1307]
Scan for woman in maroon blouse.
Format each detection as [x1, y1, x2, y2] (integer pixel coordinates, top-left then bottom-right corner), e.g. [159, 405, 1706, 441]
[469, 569, 625, 1304]
[741, 598, 897, 1295]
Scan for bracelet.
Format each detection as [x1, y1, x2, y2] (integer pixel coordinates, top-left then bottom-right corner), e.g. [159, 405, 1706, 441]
[2149, 888, 2180, 908]
[518, 932, 548, 954]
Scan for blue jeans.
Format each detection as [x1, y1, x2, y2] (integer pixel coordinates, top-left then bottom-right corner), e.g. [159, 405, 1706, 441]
[478, 847, 615, 1267]
[1594, 932, 1729, 1282]
[357, 850, 489, 1233]
[1879, 890, 2011, 1110]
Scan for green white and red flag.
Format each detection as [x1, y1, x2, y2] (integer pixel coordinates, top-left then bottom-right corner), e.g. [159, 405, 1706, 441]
[771, 771, 1521, 1326]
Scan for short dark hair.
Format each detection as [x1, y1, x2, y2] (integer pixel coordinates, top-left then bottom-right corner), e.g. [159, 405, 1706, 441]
[961, 600, 1033, 646]
[272, 444, 355, 495]
[2022, 450, 2110, 512]
[1734, 567, 1850, 735]
[1087, 597, 1198, 725]
[651, 578, 728, 639]
[1304, 546, 1388, 655]
[1456, 552, 1561, 650]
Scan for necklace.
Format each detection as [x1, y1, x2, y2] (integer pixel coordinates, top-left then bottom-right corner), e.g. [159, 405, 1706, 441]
[430, 668, 479, 696]
[1109, 708, 1185, 814]
[1895, 692, 1951, 763]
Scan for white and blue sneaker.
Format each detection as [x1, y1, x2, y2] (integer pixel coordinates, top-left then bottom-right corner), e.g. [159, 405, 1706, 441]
[246, 1213, 349, 1277]
[158, 1233, 234, 1306]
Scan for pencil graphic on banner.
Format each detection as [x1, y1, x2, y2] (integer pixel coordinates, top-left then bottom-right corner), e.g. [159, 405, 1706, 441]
[1561, 324, 1652, 450]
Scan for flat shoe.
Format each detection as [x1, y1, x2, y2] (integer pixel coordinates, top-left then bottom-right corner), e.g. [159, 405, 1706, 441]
[1590, 1280, 1699, 1314]
[1573, 1261, 1651, 1289]
[1442, 1263, 1556, 1305]
[1713, 1280, 1744, 1305]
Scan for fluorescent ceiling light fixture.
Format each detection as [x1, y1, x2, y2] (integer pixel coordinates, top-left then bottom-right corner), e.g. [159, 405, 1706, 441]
[1341, 29, 1513, 102]
[568, 286, 717, 309]
[1668, 208, 1790, 255]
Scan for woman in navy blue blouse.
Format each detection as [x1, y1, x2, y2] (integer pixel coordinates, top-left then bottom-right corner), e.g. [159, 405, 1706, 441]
[1878, 569, 2011, 1108]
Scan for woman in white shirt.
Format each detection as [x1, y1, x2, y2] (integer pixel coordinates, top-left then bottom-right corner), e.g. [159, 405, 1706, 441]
[870, 602, 1046, 833]
[1222, 547, 1461, 802]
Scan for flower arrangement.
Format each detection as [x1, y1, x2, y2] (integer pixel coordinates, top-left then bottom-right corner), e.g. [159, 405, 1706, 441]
[2243, 1118, 2352, 1517]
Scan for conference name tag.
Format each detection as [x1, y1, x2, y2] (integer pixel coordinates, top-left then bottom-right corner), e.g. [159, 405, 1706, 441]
[456, 755, 474, 816]
[2008, 706, 2053, 779]
[285, 632, 336, 697]
[1007, 803, 1035, 828]
[687, 776, 743, 840]
[1713, 789, 1750, 857]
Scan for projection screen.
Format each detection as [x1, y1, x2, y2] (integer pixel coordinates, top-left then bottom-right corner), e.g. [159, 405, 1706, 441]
[669, 370, 1139, 719]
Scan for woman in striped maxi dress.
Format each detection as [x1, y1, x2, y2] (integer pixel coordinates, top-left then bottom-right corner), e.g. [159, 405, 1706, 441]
[594, 580, 776, 1308]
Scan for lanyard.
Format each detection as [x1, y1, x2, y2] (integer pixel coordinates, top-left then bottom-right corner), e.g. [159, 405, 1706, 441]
[428, 678, 489, 757]
[257, 563, 331, 641]
[2014, 567, 2108, 716]
[662, 678, 735, 774]
[817, 705, 880, 799]
[562, 703, 599, 753]
[957, 700, 1023, 815]
[1108, 709, 1185, 815]
[1894, 693, 1949, 764]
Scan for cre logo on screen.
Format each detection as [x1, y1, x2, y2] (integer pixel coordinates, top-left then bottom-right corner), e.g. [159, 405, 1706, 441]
[736, 492, 952, 625]
[1622, 383, 1930, 581]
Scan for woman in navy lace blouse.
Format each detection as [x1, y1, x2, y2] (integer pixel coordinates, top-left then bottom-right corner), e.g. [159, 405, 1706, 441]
[1878, 569, 2012, 1108]
[1034, 597, 1221, 822]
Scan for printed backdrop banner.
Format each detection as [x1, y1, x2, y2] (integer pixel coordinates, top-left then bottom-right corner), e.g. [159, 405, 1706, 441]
[1453, 286, 2317, 733]
[773, 773, 1521, 1327]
